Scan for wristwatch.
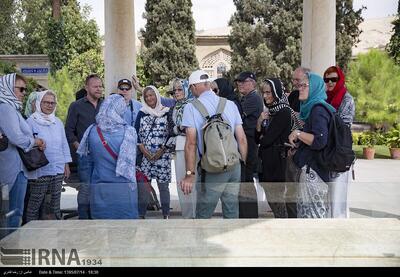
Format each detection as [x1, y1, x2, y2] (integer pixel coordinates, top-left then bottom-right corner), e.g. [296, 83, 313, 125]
[186, 170, 195, 176]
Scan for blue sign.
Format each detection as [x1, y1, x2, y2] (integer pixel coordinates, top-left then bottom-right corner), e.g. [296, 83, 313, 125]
[21, 67, 49, 75]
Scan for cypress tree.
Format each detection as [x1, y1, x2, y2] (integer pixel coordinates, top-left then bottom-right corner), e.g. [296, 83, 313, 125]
[141, 0, 198, 87]
[387, 0, 400, 65]
[228, 0, 363, 87]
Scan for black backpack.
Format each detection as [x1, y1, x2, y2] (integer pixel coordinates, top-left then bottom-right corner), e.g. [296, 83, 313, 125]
[313, 104, 355, 172]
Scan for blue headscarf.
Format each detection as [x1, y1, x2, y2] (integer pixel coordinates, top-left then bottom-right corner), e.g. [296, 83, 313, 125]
[299, 72, 336, 121]
[77, 94, 137, 184]
[172, 79, 193, 128]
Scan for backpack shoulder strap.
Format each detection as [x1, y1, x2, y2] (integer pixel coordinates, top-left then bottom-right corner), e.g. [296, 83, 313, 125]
[216, 97, 227, 115]
[192, 98, 210, 120]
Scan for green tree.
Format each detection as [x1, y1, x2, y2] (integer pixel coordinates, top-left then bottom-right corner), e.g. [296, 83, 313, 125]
[228, 0, 302, 86]
[141, 0, 198, 86]
[347, 49, 400, 129]
[47, 1, 101, 72]
[0, 0, 21, 54]
[228, 0, 364, 87]
[387, 0, 400, 65]
[48, 67, 77, 123]
[336, 0, 365, 70]
[66, 49, 104, 89]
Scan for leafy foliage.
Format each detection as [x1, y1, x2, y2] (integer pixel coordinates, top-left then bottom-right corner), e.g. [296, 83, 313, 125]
[336, 0, 365, 70]
[0, 0, 21, 54]
[48, 67, 77, 123]
[228, 0, 363, 87]
[141, 0, 198, 86]
[387, 0, 400, 65]
[347, 50, 400, 128]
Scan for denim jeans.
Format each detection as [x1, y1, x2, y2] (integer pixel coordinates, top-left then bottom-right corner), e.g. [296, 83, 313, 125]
[8, 171, 28, 233]
[196, 163, 241, 219]
[77, 155, 91, 219]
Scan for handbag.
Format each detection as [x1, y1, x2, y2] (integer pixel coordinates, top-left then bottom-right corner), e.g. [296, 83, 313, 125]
[0, 133, 8, 152]
[17, 146, 49, 171]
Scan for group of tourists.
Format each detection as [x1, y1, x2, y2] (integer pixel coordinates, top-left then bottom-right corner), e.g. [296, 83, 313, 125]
[0, 64, 355, 232]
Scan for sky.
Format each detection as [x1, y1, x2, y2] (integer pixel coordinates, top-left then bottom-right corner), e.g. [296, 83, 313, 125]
[79, 0, 398, 36]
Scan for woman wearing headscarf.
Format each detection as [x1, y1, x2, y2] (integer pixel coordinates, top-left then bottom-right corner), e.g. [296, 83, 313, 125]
[169, 78, 196, 219]
[0, 73, 46, 231]
[288, 72, 336, 218]
[77, 94, 138, 219]
[135, 86, 173, 219]
[214, 78, 242, 115]
[256, 78, 302, 218]
[25, 90, 71, 222]
[24, 91, 38, 118]
[324, 66, 355, 218]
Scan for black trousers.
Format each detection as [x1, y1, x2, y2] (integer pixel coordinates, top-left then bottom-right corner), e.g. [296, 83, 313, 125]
[239, 137, 259, 218]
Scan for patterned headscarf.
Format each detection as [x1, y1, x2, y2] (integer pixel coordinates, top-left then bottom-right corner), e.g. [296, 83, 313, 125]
[25, 91, 39, 118]
[299, 73, 336, 121]
[77, 94, 138, 184]
[31, 90, 57, 126]
[263, 78, 302, 131]
[0, 73, 22, 110]
[172, 79, 192, 127]
[140, 85, 170, 117]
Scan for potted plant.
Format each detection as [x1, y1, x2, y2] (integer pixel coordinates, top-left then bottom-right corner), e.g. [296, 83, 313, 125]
[360, 131, 376, 160]
[385, 128, 400, 159]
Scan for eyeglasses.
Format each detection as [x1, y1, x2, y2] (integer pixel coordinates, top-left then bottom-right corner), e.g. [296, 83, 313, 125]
[323, 77, 339, 83]
[15, 86, 27, 93]
[263, 91, 272, 95]
[42, 101, 56, 106]
[296, 83, 309, 89]
[118, 87, 131, 91]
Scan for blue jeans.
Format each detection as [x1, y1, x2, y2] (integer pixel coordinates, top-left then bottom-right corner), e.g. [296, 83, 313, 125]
[196, 163, 241, 219]
[77, 155, 91, 219]
[8, 172, 28, 233]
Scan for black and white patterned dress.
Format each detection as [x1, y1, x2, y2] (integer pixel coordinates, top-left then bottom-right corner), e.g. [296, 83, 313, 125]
[136, 111, 172, 183]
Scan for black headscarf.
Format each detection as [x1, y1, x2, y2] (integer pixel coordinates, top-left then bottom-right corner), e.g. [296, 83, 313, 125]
[215, 78, 242, 114]
[263, 78, 302, 131]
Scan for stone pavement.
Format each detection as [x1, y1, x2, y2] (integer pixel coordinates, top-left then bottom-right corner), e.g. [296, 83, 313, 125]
[60, 159, 400, 219]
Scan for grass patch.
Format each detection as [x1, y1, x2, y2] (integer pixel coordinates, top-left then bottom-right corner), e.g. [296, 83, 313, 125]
[352, 145, 391, 159]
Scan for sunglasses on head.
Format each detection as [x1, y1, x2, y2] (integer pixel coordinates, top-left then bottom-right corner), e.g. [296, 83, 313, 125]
[323, 77, 339, 83]
[15, 86, 27, 93]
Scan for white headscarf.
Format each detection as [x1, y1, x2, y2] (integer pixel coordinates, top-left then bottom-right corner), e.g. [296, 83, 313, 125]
[140, 85, 169, 117]
[0, 73, 22, 110]
[31, 90, 57, 125]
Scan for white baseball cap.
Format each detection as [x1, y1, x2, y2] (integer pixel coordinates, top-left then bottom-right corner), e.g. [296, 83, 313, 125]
[188, 70, 210, 85]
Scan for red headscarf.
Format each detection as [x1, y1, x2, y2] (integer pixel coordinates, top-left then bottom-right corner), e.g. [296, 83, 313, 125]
[324, 66, 347, 110]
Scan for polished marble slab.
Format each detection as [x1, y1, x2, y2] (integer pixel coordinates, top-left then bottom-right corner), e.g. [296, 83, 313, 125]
[1, 219, 399, 267]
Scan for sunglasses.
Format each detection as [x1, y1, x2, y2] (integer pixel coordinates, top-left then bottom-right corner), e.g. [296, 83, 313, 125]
[15, 86, 27, 93]
[118, 87, 131, 91]
[323, 77, 339, 83]
[212, 88, 219, 93]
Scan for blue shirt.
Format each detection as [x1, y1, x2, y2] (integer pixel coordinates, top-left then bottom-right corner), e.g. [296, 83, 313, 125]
[294, 105, 331, 182]
[181, 90, 243, 155]
[123, 99, 142, 126]
[26, 117, 72, 179]
[0, 104, 35, 186]
[87, 127, 135, 186]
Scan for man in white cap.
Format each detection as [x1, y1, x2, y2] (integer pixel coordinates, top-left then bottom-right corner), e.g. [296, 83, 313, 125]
[179, 70, 247, 218]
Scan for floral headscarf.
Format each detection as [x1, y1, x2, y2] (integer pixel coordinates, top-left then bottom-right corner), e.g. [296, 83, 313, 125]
[77, 94, 137, 184]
